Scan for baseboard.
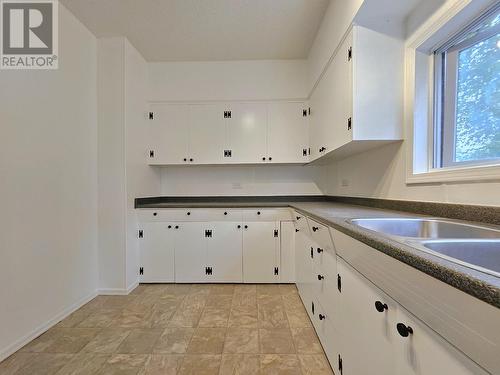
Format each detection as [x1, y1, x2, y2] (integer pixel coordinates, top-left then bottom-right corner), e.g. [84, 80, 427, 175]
[0, 289, 98, 362]
[98, 280, 138, 296]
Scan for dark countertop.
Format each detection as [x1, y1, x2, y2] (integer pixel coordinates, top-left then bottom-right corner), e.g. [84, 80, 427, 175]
[135, 196, 500, 308]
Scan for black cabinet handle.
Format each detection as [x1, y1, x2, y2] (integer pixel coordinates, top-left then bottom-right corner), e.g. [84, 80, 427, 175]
[237, 225, 241, 229]
[244, 225, 248, 229]
[396, 323, 413, 337]
[317, 275, 324, 281]
[168, 225, 172, 229]
[257, 211, 261, 215]
[312, 226, 319, 232]
[295, 229, 299, 232]
[187, 212, 191, 216]
[317, 248, 324, 253]
[319, 314, 326, 320]
[183, 158, 187, 161]
[375, 301, 388, 312]
[153, 212, 157, 216]
[296, 216, 301, 220]
[175, 225, 179, 229]
[262, 157, 266, 161]
[189, 158, 193, 162]
[224, 212, 228, 215]
[268, 157, 272, 161]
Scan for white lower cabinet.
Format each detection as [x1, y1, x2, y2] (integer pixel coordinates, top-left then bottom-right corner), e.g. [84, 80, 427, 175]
[242, 221, 280, 283]
[139, 222, 175, 282]
[206, 222, 243, 282]
[174, 223, 207, 283]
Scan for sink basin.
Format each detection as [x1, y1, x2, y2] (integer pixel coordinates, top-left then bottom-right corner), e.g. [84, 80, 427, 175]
[349, 218, 500, 239]
[415, 240, 500, 277]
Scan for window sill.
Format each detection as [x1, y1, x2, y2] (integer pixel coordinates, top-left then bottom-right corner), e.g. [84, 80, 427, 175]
[407, 164, 500, 184]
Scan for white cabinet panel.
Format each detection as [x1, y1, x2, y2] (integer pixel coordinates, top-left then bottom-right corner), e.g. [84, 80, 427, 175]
[267, 102, 309, 163]
[395, 306, 489, 375]
[188, 104, 226, 164]
[149, 103, 189, 164]
[295, 232, 313, 296]
[227, 102, 267, 163]
[242, 221, 279, 283]
[206, 222, 243, 282]
[336, 257, 396, 375]
[174, 222, 206, 283]
[139, 222, 175, 282]
[279, 221, 295, 283]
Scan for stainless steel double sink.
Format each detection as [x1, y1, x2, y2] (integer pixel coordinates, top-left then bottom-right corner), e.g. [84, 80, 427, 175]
[349, 218, 500, 277]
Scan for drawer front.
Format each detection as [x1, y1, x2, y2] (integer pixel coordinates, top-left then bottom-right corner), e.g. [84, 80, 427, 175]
[307, 218, 334, 250]
[293, 211, 310, 235]
[242, 208, 292, 222]
[137, 209, 243, 222]
[312, 254, 338, 322]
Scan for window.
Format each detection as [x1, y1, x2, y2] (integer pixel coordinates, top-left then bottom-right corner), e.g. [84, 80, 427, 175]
[433, 5, 500, 168]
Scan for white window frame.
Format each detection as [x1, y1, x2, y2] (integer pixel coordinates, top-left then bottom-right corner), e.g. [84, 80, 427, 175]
[405, 0, 500, 184]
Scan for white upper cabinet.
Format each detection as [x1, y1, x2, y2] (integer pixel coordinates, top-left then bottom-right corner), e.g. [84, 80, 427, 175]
[309, 25, 403, 161]
[148, 103, 189, 164]
[188, 104, 226, 164]
[226, 102, 268, 164]
[267, 102, 309, 163]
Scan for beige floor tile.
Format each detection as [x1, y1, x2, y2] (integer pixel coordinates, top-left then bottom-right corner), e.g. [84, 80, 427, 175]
[81, 328, 131, 353]
[209, 284, 235, 295]
[291, 328, 323, 354]
[285, 306, 313, 328]
[232, 293, 257, 309]
[78, 296, 108, 313]
[298, 354, 333, 375]
[256, 285, 282, 296]
[168, 306, 204, 328]
[186, 328, 226, 354]
[259, 329, 295, 354]
[228, 305, 259, 328]
[56, 310, 93, 328]
[178, 354, 221, 375]
[0, 352, 38, 375]
[77, 308, 121, 328]
[54, 352, 110, 374]
[139, 354, 184, 375]
[260, 354, 301, 375]
[112, 308, 154, 329]
[20, 329, 62, 353]
[279, 284, 299, 296]
[43, 328, 99, 353]
[219, 354, 261, 375]
[102, 295, 138, 310]
[258, 303, 289, 329]
[205, 294, 234, 308]
[116, 329, 163, 354]
[14, 353, 74, 375]
[234, 284, 256, 295]
[223, 328, 259, 354]
[150, 306, 178, 328]
[198, 306, 230, 327]
[97, 354, 149, 375]
[153, 328, 194, 354]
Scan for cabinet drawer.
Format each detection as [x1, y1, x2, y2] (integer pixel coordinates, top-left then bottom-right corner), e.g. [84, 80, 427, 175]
[137, 209, 243, 222]
[312, 253, 338, 322]
[293, 211, 310, 235]
[307, 218, 334, 250]
[242, 208, 292, 222]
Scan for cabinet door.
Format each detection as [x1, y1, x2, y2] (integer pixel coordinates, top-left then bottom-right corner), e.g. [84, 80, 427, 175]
[267, 102, 309, 163]
[139, 222, 175, 282]
[174, 223, 207, 283]
[206, 222, 243, 282]
[242, 221, 279, 282]
[279, 222, 295, 283]
[295, 232, 313, 296]
[394, 306, 489, 375]
[336, 257, 396, 375]
[227, 102, 267, 163]
[188, 104, 226, 164]
[149, 103, 189, 164]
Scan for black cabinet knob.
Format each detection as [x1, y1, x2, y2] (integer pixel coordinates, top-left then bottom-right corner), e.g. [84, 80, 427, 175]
[295, 229, 299, 232]
[317, 248, 324, 253]
[244, 225, 248, 229]
[375, 301, 388, 312]
[296, 216, 301, 220]
[237, 225, 241, 229]
[396, 323, 413, 337]
[224, 212, 228, 215]
[187, 212, 191, 216]
[189, 158, 193, 162]
[312, 226, 319, 232]
[317, 275, 324, 281]
[153, 212, 157, 216]
[168, 225, 172, 229]
[175, 225, 179, 229]
[319, 314, 326, 320]
[183, 158, 187, 161]
[268, 157, 272, 161]
[257, 211, 261, 215]
[262, 157, 266, 161]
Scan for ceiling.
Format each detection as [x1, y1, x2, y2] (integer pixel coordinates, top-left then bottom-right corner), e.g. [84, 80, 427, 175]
[61, 0, 330, 62]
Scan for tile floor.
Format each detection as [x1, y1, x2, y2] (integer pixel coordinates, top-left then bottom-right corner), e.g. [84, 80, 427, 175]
[0, 284, 334, 375]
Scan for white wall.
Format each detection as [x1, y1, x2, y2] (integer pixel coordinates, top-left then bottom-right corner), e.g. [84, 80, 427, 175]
[148, 60, 308, 102]
[98, 37, 161, 293]
[0, 4, 98, 360]
[160, 165, 327, 196]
